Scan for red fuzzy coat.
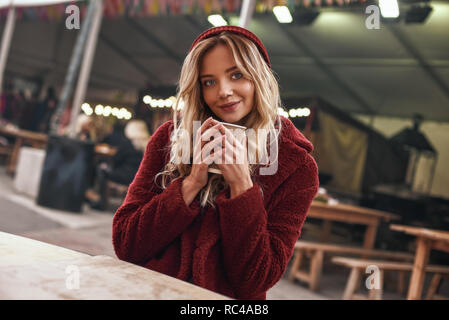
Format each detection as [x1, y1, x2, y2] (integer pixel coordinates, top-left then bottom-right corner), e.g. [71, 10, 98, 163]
[112, 116, 319, 299]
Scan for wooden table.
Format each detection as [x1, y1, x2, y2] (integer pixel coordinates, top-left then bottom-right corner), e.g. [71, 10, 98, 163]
[390, 224, 449, 300]
[0, 125, 117, 174]
[0, 232, 229, 299]
[308, 201, 400, 250]
[0, 126, 48, 174]
[95, 143, 117, 157]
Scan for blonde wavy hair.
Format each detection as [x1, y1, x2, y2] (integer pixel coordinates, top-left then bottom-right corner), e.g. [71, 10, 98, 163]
[155, 31, 283, 208]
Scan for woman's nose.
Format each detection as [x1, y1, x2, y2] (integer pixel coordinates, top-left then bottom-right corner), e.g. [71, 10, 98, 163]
[218, 80, 233, 98]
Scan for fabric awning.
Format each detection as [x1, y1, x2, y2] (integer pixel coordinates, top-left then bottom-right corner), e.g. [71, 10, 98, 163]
[0, 0, 79, 9]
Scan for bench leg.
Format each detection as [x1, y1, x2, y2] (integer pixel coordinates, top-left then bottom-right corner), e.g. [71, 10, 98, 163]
[368, 270, 384, 300]
[343, 267, 361, 300]
[397, 271, 407, 296]
[309, 250, 324, 292]
[407, 237, 431, 300]
[288, 249, 304, 282]
[425, 274, 443, 300]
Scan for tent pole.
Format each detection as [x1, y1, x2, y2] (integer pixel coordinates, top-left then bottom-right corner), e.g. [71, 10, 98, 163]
[0, 6, 16, 96]
[50, 0, 99, 136]
[68, 0, 103, 138]
[239, 0, 255, 29]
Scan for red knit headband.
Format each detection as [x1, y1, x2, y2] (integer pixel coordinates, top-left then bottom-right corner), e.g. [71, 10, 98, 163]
[189, 26, 271, 68]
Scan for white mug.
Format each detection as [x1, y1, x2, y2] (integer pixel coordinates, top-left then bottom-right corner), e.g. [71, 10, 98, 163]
[207, 122, 246, 175]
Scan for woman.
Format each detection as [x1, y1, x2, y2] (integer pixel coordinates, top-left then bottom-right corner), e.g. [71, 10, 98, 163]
[112, 26, 319, 300]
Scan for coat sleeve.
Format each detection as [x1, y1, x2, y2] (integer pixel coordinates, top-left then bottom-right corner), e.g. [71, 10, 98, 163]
[215, 152, 319, 299]
[112, 121, 201, 265]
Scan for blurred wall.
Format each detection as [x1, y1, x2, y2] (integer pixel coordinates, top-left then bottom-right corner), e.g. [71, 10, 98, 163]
[354, 114, 449, 200]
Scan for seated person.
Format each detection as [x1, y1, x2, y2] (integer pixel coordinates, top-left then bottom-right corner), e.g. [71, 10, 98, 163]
[75, 114, 96, 142]
[101, 120, 128, 148]
[86, 120, 150, 210]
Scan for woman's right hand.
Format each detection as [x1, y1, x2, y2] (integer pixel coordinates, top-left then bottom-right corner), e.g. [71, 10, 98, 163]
[186, 116, 225, 190]
[181, 117, 225, 206]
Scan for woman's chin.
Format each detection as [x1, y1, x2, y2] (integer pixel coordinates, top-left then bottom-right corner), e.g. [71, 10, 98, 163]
[217, 114, 241, 125]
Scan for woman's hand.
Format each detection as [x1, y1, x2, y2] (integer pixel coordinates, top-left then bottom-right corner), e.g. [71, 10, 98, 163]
[182, 117, 220, 206]
[185, 117, 221, 190]
[203, 123, 253, 198]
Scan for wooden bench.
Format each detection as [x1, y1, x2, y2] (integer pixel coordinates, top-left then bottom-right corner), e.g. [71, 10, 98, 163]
[332, 256, 449, 300]
[288, 241, 414, 292]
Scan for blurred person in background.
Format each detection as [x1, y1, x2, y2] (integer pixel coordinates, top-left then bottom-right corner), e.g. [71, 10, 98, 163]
[34, 87, 57, 133]
[101, 120, 127, 147]
[18, 89, 38, 131]
[75, 113, 97, 142]
[86, 120, 150, 210]
[0, 81, 20, 125]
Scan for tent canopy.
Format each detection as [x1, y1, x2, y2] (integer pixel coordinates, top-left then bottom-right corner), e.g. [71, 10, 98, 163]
[1, 1, 449, 121]
[0, 0, 76, 9]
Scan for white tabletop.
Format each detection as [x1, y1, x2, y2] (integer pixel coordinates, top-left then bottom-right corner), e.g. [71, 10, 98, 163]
[0, 232, 229, 300]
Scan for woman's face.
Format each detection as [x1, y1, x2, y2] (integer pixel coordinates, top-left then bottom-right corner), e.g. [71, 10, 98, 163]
[199, 43, 255, 125]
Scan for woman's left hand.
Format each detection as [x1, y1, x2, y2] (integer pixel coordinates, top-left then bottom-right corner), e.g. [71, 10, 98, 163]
[214, 124, 253, 198]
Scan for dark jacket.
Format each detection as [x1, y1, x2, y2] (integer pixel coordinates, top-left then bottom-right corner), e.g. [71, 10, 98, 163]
[108, 138, 143, 185]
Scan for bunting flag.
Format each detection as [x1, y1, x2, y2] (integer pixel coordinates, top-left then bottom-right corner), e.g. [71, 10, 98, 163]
[0, 0, 367, 21]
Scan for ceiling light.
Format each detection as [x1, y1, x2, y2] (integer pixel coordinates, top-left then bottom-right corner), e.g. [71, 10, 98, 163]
[168, 96, 177, 109]
[303, 107, 311, 117]
[95, 104, 104, 115]
[208, 14, 227, 27]
[379, 0, 400, 18]
[103, 106, 112, 117]
[278, 107, 289, 118]
[273, 6, 293, 24]
[143, 95, 152, 104]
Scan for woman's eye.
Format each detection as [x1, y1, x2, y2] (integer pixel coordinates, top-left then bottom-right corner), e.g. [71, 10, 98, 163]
[203, 79, 215, 87]
[232, 72, 243, 80]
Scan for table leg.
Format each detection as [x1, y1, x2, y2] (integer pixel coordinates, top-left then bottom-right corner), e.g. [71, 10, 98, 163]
[363, 223, 378, 250]
[407, 237, 431, 300]
[343, 267, 361, 300]
[320, 220, 332, 243]
[7, 137, 23, 174]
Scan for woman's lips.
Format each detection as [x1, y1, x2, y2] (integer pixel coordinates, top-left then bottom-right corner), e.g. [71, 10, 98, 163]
[219, 101, 239, 112]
